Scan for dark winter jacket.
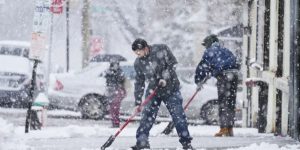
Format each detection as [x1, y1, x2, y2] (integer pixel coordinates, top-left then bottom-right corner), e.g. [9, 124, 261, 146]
[195, 42, 240, 84]
[105, 67, 125, 89]
[134, 44, 180, 105]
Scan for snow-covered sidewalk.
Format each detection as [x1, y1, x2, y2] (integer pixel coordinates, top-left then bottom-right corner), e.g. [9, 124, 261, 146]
[1, 117, 300, 150]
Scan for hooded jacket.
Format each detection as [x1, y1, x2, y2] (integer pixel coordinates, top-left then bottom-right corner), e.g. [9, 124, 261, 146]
[195, 42, 240, 84]
[133, 44, 180, 105]
[105, 66, 125, 89]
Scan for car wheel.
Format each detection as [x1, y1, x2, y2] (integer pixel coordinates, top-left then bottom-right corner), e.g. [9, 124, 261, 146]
[200, 100, 219, 125]
[79, 94, 106, 120]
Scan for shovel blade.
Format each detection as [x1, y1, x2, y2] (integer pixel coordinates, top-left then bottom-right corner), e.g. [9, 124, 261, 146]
[161, 122, 175, 135]
[101, 135, 115, 150]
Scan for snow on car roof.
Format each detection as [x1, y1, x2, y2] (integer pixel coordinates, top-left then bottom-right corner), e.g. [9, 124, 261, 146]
[0, 40, 30, 47]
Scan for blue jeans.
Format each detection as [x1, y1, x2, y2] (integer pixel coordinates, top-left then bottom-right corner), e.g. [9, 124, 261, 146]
[136, 89, 192, 146]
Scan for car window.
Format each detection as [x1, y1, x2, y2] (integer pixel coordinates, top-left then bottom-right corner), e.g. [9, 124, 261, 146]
[23, 48, 29, 57]
[12, 47, 22, 56]
[0, 46, 29, 58]
[0, 46, 9, 55]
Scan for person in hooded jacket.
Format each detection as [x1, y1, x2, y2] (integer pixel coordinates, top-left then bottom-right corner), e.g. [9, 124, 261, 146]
[130, 38, 194, 150]
[105, 61, 126, 128]
[195, 34, 240, 137]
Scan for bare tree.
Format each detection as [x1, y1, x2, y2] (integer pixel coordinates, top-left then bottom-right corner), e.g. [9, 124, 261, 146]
[111, 0, 141, 39]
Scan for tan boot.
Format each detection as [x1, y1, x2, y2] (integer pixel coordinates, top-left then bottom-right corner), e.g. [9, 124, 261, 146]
[214, 128, 230, 137]
[228, 127, 234, 137]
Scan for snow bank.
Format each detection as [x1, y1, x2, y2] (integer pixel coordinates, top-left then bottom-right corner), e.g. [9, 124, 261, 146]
[227, 142, 300, 150]
[0, 117, 33, 150]
[0, 117, 15, 138]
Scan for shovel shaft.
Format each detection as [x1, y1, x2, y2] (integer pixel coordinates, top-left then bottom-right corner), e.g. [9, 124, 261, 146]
[161, 89, 200, 135]
[183, 89, 200, 110]
[101, 87, 158, 149]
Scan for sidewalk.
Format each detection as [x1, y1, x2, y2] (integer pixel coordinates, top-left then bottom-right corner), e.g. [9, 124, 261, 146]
[25, 135, 299, 150]
[23, 123, 300, 150]
[1, 109, 299, 150]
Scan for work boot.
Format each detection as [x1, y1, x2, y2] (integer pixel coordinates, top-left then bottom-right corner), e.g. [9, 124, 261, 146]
[182, 143, 195, 150]
[131, 142, 150, 150]
[228, 127, 234, 137]
[214, 127, 230, 137]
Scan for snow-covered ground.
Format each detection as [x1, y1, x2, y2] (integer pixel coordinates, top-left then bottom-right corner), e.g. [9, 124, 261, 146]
[0, 108, 300, 150]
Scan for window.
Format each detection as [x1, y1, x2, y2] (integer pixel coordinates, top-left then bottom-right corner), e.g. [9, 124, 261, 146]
[275, 89, 282, 135]
[263, 0, 270, 70]
[23, 48, 29, 58]
[12, 47, 22, 56]
[0, 46, 29, 58]
[0, 46, 9, 55]
[276, 0, 284, 77]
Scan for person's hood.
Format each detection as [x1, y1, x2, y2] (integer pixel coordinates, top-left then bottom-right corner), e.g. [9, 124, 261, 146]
[0, 55, 31, 75]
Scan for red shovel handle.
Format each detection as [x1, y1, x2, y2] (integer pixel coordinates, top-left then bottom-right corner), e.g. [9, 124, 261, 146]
[100, 87, 158, 150]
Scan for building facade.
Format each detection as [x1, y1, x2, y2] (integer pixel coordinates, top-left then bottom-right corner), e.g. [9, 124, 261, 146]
[241, 0, 299, 140]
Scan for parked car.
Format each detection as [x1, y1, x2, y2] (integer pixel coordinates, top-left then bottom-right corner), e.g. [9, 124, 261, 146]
[0, 40, 45, 107]
[48, 54, 243, 125]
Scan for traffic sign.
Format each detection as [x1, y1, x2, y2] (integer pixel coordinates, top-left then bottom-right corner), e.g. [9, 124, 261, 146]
[30, 0, 51, 61]
[89, 36, 103, 58]
[50, 0, 63, 14]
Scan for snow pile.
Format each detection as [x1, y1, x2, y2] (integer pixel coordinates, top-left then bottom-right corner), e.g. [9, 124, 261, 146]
[0, 141, 32, 150]
[0, 117, 33, 150]
[0, 117, 15, 138]
[227, 142, 300, 150]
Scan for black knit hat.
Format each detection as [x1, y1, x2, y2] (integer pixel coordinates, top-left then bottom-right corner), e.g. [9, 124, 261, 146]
[132, 38, 148, 51]
[202, 34, 219, 48]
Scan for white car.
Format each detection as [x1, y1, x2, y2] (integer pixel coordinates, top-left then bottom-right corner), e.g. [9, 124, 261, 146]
[0, 40, 45, 107]
[48, 55, 242, 124]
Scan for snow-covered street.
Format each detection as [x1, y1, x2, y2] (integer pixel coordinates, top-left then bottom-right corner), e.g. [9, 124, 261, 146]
[0, 0, 299, 149]
[1, 108, 299, 150]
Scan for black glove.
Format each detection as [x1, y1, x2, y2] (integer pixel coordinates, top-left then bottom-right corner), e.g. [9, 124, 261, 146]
[135, 100, 141, 106]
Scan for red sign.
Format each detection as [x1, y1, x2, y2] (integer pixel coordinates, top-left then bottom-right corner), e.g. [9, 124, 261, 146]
[90, 37, 103, 58]
[50, 0, 63, 14]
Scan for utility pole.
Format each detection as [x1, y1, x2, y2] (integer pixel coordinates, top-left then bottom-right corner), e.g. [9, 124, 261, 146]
[66, 0, 70, 72]
[81, 0, 90, 68]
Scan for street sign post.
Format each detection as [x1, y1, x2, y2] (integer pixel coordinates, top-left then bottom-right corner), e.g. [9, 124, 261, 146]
[30, 0, 51, 61]
[25, 0, 51, 134]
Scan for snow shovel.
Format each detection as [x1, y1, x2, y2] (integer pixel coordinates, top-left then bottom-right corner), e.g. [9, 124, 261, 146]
[101, 87, 159, 150]
[161, 76, 209, 135]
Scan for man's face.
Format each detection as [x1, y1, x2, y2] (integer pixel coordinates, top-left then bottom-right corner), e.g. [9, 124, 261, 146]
[134, 47, 148, 58]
